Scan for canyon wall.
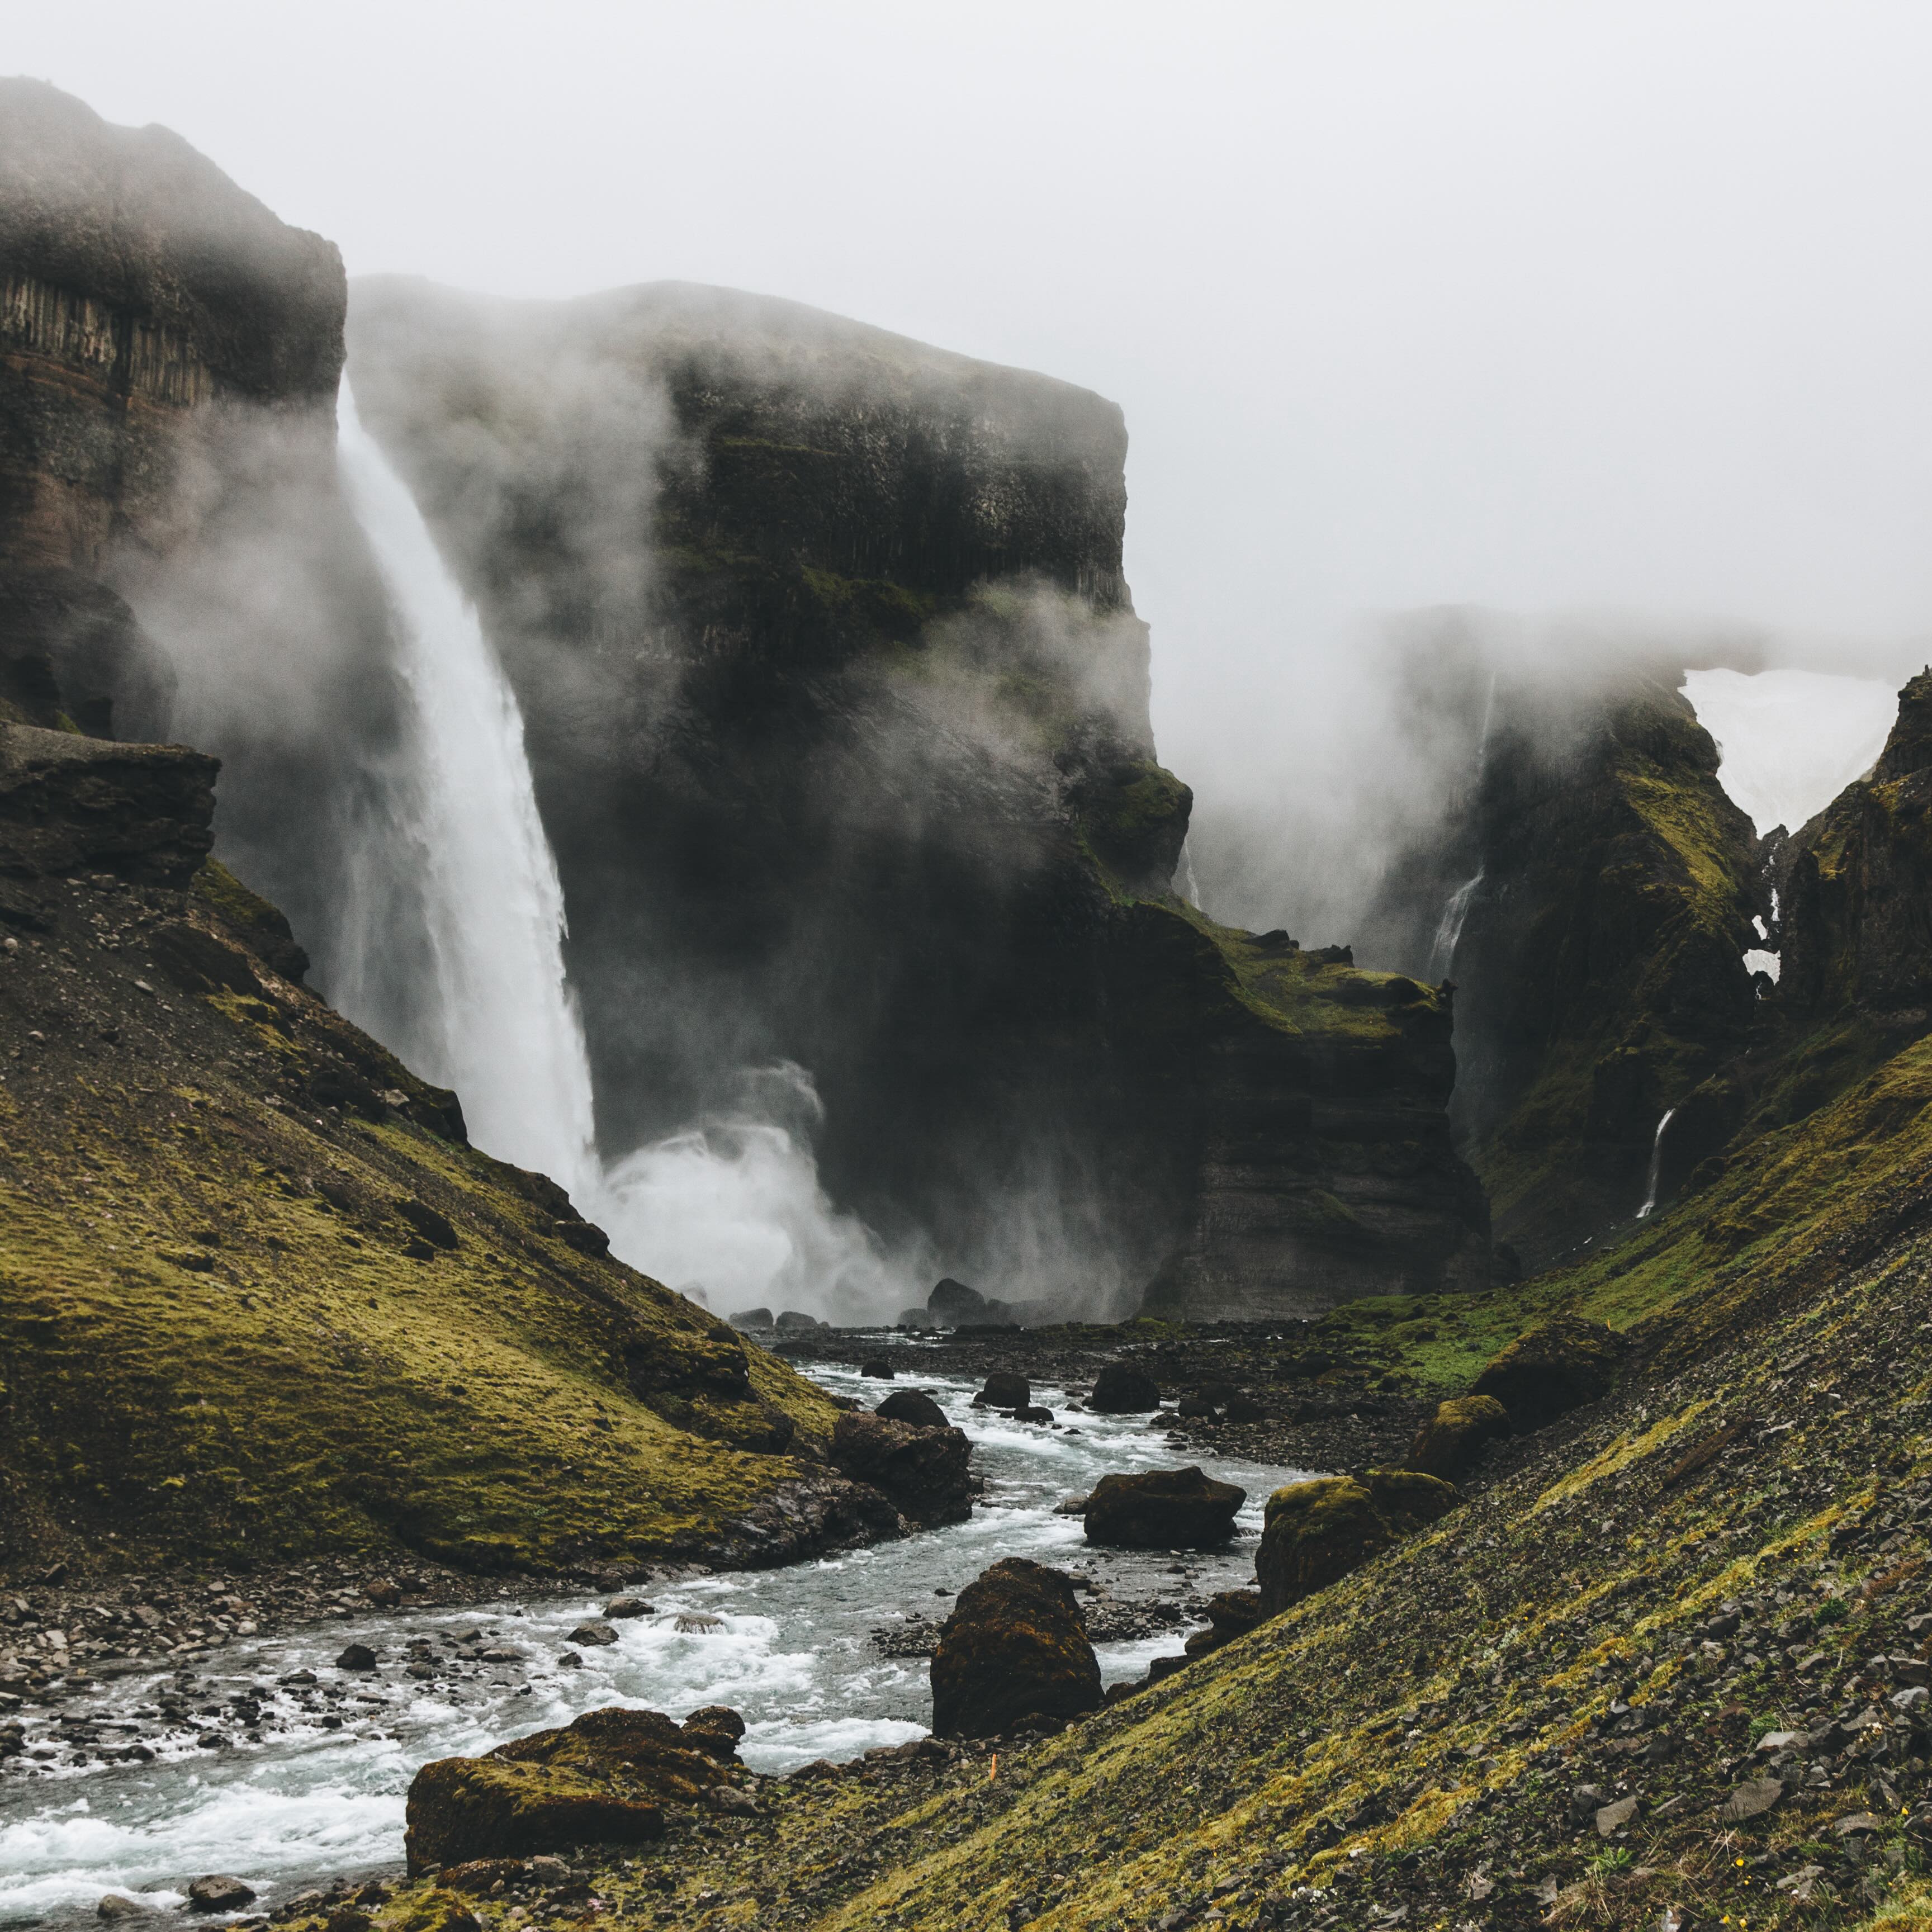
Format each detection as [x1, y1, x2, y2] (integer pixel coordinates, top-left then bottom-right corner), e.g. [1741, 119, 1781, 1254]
[349, 281, 1490, 1315]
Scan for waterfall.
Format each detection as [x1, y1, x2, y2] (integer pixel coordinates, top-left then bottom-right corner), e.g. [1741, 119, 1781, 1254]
[334, 383, 598, 1195]
[1178, 835, 1202, 910]
[1427, 869, 1483, 978]
[1635, 1106, 1677, 1220]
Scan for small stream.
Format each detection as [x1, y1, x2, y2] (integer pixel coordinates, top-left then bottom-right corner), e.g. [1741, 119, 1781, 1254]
[0, 1356, 1308, 1927]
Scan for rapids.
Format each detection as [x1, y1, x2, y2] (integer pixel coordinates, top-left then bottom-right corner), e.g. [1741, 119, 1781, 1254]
[0, 1356, 1308, 1928]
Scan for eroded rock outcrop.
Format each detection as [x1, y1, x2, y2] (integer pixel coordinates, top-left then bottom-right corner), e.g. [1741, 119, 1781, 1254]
[928, 1559, 1101, 1738]
[1405, 1393, 1512, 1479]
[826, 1410, 973, 1527]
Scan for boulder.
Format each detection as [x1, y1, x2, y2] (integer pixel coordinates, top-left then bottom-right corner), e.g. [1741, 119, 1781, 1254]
[974, 1372, 1030, 1410]
[876, 1388, 949, 1429]
[1083, 1466, 1246, 1549]
[184, 1878, 256, 1914]
[1183, 1588, 1264, 1658]
[860, 1359, 896, 1379]
[1470, 1317, 1621, 1431]
[775, 1310, 822, 1332]
[1015, 1404, 1054, 1424]
[336, 1644, 378, 1671]
[727, 1307, 774, 1331]
[568, 1621, 618, 1647]
[927, 1278, 987, 1325]
[1256, 1469, 1461, 1615]
[1087, 1362, 1161, 1413]
[1223, 1394, 1266, 1424]
[600, 1597, 652, 1620]
[96, 1897, 151, 1920]
[680, 1706, 746, 1761]
[828, 1410, 973, 1526]
[929, 1559, 1102, 1738]
[1406, 1394, 1512, 1479]
[405, 1706, 731, 1872]
[364, 1577, 404, 1608]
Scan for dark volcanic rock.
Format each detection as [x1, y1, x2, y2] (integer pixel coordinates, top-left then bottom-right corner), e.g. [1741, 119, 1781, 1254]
[828, 1411, 973, 1527]
[875, 1388, 949, 1430]
[1470, 1318, 1621, 1430]
[404, 1707, 730, 1872]
[1083, 1466, 1246, 1549]
[929, 1279, 988, 1325]
[1405, 1393, 1512, 1479]
[1183, 1587, 1264, 1658]
[1088, 1362, 1161, 1412]
[348, 278, 1490, 1322]
[976, 1372, 1030, 1410]
[1256, 1469, 1461, 1616]
[929, 1559, 1102, 1739]
[183, 1878, 255, 1914]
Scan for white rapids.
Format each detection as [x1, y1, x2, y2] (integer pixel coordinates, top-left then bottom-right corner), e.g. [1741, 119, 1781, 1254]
[0, 1358, 1310, 1926]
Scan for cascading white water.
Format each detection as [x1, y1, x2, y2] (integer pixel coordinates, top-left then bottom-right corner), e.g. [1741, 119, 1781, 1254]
[333, 385, 598, 1195]
[1636, 1106, 1677, 1219]
[1427, 869, 1483, 978]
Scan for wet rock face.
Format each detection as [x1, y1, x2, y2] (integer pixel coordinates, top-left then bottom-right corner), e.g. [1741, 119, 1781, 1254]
[1406, 1393, 1512, 1480]
[1083, 1465, 1246, 1550]
[929, 1559, 1102, 1739]
[1470, 1318, 1621, 1431]
[347, 278, 1486, 1322]
[827, 1410, 974, 1527]
[1256, 1469, 1460, 1616]
[404, 1706, 738, 1873]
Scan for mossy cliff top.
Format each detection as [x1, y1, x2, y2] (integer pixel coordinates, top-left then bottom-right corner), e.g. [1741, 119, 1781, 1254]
[0, 722, 849, 1581]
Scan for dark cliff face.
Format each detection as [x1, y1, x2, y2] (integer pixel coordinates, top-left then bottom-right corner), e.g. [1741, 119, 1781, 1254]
[0, 82, 449, 1028]
[349, 278, 1489, 1315]
[1363, 648, 1761, 1268]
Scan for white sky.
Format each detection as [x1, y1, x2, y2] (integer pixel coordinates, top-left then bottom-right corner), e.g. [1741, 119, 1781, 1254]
[15, 1, 1932, 918]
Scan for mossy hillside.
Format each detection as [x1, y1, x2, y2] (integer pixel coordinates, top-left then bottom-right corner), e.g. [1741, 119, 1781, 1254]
[0, 865, 843, 1579]
[315, 1201, 1932, 1931]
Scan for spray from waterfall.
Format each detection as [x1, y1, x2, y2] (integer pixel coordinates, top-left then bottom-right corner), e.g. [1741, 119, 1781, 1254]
[334, 383, 599, 1195]
[1636, 1106, 1677, 1219]
[334, 385, 919, 1320]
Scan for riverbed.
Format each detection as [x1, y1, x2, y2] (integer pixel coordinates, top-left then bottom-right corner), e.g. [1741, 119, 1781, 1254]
[0, 1354, 1309, 1927]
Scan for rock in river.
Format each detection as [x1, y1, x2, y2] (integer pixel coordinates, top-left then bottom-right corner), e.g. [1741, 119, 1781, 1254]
[405, 1706, 735, 1872]
[1083, 1466, 1246, 1549]
[184, 1878, 256, 1914]
[974, 1371, 1030, 1410]
[569, 1621, 619, 1648]
[828, 1410, 973, 1526]
[876, 1388, 949, 1430]
[1087, 1362, 1161, 1413]
[929, 1559, 1102, 1739]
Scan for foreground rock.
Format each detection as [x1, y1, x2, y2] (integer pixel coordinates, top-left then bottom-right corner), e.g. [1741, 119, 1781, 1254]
[1183, 1588, 1264, 1658]
[1406, 1393, 1512, 1479]
[1084, 1466, 1246, 1549]
[827, 1412, 974, 1526]
[405, 1706, 742, 1872]
[929, 1560, 1102, 1738]
[1471, 1317, 1621, 1429]
[1256, 1469, 1460, 1614]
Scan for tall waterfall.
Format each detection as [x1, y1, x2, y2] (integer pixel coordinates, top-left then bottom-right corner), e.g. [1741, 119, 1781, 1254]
[1424, 671, 1499, 981]
[334, 384, 598, 1195]
[1636, 1106, 1677, 1220]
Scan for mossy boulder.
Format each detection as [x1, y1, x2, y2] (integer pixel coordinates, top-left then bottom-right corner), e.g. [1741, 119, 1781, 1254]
[1256, 1469, 1461, 1616]
[1470, 1317, 1622, 1430]
[1406, 1393, 1512, 1479]
[826, 1410, 973, 1526]
[404, 1706, 735, 1873]
[1183, 1587, 1264, 1658]
[929, 1558, 1102, 1739]
[1083, 1466, 1246, 1549]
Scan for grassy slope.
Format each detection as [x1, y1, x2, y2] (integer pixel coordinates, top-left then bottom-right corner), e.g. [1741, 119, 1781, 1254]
[0, 860, 843, 1579]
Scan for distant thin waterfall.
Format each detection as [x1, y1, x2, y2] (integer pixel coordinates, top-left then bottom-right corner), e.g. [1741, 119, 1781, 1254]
[1427, 869, 1483, 978]
[1178, 835, 1202, 910]
[1636, 1106, 1677, 1219]
[334, 383, 598, 1195]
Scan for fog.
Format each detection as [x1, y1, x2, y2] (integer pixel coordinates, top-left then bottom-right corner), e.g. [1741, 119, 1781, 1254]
[15, 1, 1932, 939]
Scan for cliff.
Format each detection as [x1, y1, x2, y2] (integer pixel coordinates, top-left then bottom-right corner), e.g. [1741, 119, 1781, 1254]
[348, 277, 1489, 1317]
[0, 720, 861, 1576]
[1363, 647, 1762, 1267]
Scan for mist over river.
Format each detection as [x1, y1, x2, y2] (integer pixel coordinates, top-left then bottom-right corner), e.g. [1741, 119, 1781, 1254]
[0, 1356, 1309, 1929]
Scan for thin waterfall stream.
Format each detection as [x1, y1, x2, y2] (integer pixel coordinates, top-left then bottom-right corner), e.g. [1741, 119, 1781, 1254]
[1636, 1106, 1677, 1219]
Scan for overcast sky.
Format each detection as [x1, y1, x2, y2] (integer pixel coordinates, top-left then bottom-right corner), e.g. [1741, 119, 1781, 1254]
[15, 1, 1932, 927]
